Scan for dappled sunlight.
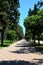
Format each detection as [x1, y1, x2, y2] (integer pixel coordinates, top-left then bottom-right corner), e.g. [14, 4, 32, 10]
[0, 39, 43, 65]
[10, 40, 42, 54]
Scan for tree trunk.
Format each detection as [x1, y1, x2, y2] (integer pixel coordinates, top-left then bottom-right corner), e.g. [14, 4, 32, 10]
[34, 35, 35, 43]
[1, 31, 4, 46]
[33, 31, 35, 43]
[38, 34, 40, 45]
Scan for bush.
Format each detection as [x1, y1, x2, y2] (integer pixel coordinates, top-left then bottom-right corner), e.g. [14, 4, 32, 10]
[6, 30, 17, 42]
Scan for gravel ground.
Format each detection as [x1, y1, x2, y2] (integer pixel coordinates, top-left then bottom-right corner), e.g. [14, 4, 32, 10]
[0, 39, 43, 65]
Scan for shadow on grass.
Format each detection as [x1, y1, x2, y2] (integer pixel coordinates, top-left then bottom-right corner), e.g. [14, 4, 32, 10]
[0, 40, 12, 47]
[0, 44, 9, 47]
[0, 60, 43, 65]
[35, 46, 43, 54]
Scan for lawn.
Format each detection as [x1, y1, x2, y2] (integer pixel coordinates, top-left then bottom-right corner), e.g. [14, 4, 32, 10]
[0, 40, 16, 48]
[30, 41, 38, 46]
[30, 41, 43, 53]
[36, 46, 43, 52]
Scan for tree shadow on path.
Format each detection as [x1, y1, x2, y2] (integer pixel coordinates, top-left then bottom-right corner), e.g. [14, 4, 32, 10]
[10, 42, 42, 54]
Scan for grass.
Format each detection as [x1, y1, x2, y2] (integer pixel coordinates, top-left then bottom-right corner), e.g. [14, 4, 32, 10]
[36, 46, 43, 52]
[30, 41, 43, 53]
[30, 41, 38, 46]
[0, 40, 16, 48]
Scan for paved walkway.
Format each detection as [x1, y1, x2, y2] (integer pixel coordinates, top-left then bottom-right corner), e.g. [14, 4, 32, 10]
[0, 39, 43, 65]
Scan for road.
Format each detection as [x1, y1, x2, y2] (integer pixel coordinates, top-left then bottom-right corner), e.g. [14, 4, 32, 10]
[0, 39, 43, 65]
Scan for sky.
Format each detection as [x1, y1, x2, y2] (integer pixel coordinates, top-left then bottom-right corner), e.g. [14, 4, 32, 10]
[19, 0, 40, 33]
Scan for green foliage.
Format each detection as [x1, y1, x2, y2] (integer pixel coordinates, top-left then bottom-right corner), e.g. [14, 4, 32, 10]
[37, 1, 43, 8]
[37, 9, 43, 16]
[0, 0, 10, 45]
[0, 40, 15, 48]
[16, 25, 24, 40]
[28, 4, 39, 16]
[36, 46, 43, 53]
[30, 42, 37, 46]
[36, 35, 43, 40]
[0, 0, 21, 45]
[24, 1, 43, 44]
[25, 30, 31, 41]
[7, 30, 17, 42]
[24, 9, 43, 45]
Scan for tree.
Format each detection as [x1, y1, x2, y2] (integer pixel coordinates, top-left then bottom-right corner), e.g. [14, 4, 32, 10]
[24, 1, 43, 45]
[28, 4, 39, 16]
[16, 25, 24, 40]
[28, 8, 32, 16]
[37, 0, 43, 8]
[27, 4, 39, 42]
[24, 15, 37, 43]
[36, 10, 43, 45]
[7, 30, 17, 42]
[8, 0, 20, 31]
[24, 10, 43, 45]
[0, 0, 10, 45]
[7, 0, 20, 40]
[0, 0, 20, 45]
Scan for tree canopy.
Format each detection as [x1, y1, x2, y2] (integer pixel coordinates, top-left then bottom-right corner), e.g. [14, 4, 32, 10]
[0, 0, 24, 45]
[24, 7, 43, 45]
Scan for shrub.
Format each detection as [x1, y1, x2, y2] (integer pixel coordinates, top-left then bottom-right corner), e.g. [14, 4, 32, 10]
[6, 30, 17, 42]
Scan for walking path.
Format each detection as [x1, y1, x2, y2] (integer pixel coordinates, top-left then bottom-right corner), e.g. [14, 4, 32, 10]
[0, 39, 43, 65]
